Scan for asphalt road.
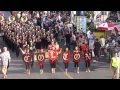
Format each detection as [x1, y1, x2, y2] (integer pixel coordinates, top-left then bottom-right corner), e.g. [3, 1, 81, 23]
[0, 36, 112, 79]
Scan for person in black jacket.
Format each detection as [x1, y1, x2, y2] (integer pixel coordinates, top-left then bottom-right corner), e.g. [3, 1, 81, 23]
[64, 31, 72, 50]
[94, 39, 101, 62]
[15, 41, 20, 57]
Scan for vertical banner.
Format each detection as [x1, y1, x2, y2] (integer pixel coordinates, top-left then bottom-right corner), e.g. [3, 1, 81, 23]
[71, 11, 76, 24]
[77, 16, 80, 32]
[71, 11, 74, 23]
[80, 16, 87, 33]
[73, 15, 77, 24]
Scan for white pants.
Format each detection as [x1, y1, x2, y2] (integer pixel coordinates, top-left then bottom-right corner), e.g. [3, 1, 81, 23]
[89, 40, 94, 50]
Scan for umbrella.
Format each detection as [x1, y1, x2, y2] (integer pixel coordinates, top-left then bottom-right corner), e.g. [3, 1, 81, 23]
[114, 24, 120, 32]
[96, 22, 114, 31]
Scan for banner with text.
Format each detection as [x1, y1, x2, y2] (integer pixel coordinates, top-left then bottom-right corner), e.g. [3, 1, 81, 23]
[80, 16, 87, 33]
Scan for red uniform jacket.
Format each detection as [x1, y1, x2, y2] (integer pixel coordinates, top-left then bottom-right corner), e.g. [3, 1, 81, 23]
[81, 44, 87, 52]
[73, 51, 81, 62]
[62, 51, 70, 63]
[84, 52, 92, 62]
[23, 53, 32, 63]
[36, 52, 45, 65]
[48, 49, 57, 63]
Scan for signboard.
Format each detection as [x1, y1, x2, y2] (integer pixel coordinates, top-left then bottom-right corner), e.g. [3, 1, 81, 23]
[94, 11, 102, 25]
[93, 31, 105, 39]
[80, 16, 87, 33]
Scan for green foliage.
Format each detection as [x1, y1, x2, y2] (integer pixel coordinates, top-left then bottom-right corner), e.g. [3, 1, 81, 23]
[88, 23, 97, 32]
[84, 11, 90, 18]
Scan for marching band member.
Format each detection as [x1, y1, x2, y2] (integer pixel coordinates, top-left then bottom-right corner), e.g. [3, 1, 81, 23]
[55, 42, 60, 55]
[20, 48, 32, 75]
[84, 49, 92, 72]
[73, 46, 81, 74]
[15, 40, 20, 57]
[29, 41, 36, 69]
[48, 46, 57, 74]
[36, 49, 45, 74]
[55, 41, 61, 64]
[80, 42, 87, 55]
[48, 41, 56, 50]
[62, 47, 70, 74]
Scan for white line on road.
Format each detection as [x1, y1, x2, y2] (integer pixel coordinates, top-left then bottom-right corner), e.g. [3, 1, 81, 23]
[57, 64, 74, 79]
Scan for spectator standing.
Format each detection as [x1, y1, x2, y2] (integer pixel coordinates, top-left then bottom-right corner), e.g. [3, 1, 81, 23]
[0, 47, 11, 79]
[93, 39, 101, 62]
[99, 36, 106, 56]
[110, 52, 120, 79]
[64, 31, 72, 50]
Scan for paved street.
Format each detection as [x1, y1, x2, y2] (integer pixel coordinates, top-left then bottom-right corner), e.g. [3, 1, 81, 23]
[0, 37, 112, 79]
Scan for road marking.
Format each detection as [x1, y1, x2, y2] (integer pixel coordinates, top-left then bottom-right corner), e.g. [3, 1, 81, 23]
[57, 65, 74, 79]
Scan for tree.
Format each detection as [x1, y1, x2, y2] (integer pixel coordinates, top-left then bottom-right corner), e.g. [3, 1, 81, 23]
[88, 22, 97, 32]
[84, 11, 90, 18]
